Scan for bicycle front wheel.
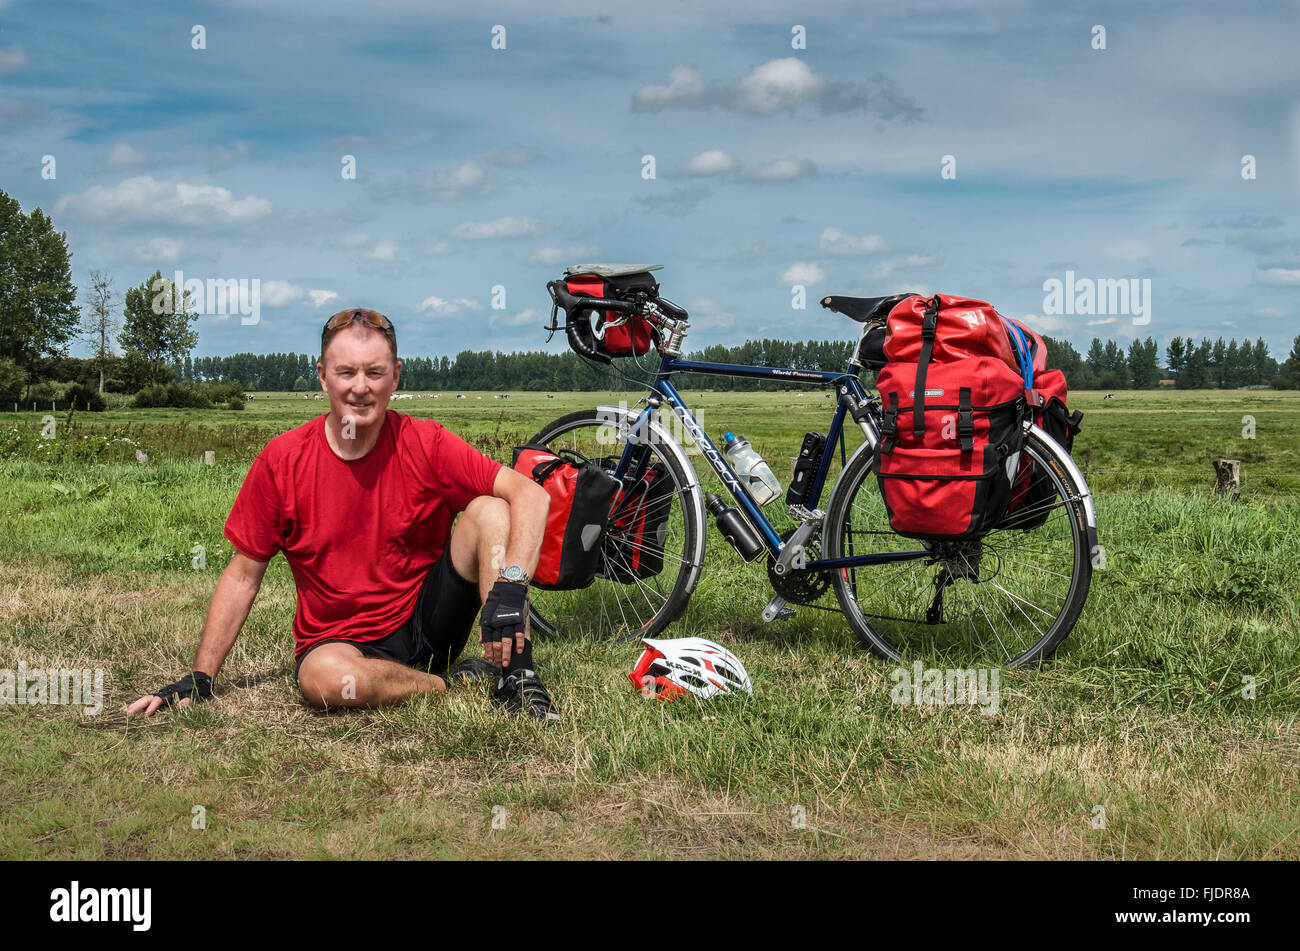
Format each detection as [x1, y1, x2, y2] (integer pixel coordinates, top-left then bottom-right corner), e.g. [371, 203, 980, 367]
[824, 430, 1093, 668]
[525, 408, 703, 641]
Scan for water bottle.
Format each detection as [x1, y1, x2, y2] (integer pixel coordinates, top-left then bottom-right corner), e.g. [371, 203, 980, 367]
[706, 492, 765, 561]
[723, 432, 780, 506]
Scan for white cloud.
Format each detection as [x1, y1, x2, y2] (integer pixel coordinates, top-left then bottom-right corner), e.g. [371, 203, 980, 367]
[343, 233, 370, 248]
[632, 65, 711, 111]
[426, 239, 450, 255]
[1256, 267, 1300, 285]
[745, 158, 817, 183]
[133, 237, 184, 263]
[364, 240, 399, 261]
[871, 254, 937, 279]
[684, 298, 736, 331]
[484, 147, 542, 167]
[309, 290, 339, 309]
[0, 45, 28, 75]
[1104, 239, 1153, 261]
[1086, 317, 1119, 326]
[630, 59, 920, 120]
[103, 141, 148, 169]
[529, 245, 601, 267]
[53, 176, 272, 227]
[373, 161, 492, 202]
[732, 58, 826, 115]
[490, 307, 539, 329]
[442, 162, 486, 193]
[452, 216, 539, 240]
[261, 281, 305, 307]
[419, 295, 483, 315]
[678, 149, 740, 177]
[1016, 312, 1072, 334]
[820, 227, 888, 256]
[781, 262, 824, 285]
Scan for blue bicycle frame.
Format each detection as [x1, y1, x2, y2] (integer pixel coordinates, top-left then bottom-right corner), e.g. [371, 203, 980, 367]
[611, 355, 932, 572]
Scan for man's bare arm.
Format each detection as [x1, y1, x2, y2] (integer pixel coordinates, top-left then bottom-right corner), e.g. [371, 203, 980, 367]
[123, 552, 269, 716]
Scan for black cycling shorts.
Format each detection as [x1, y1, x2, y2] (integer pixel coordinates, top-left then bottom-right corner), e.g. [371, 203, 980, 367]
[295, 549, 481, 681]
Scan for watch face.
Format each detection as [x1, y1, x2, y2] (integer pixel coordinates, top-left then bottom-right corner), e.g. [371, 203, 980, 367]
[502, 565, 525, 582]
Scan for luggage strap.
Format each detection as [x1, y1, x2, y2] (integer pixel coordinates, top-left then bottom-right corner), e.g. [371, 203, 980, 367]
[957, 387, 974, 452]
[912, 295, 941, 438]
[881, 391, 899, 454]
[527, 447, 590, 484]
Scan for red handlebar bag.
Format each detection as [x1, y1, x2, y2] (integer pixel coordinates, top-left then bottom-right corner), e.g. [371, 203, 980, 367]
[566, 272, 657, 357]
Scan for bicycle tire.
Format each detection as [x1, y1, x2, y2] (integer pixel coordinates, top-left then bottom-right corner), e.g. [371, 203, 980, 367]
[524, 408, 703, 641]
[824, 429, 1092, 668]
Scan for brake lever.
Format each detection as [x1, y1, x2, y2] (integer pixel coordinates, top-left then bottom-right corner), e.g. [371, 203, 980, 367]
[544, 302, 562, 343]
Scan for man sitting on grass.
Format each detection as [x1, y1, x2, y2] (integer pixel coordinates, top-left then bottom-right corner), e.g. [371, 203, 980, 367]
[124, 308, 558, 720]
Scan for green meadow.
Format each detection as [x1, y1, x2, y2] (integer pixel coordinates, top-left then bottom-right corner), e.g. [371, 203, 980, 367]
[1, 388, 1296, 858]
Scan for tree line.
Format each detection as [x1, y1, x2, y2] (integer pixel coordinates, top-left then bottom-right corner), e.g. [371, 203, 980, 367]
[3, 185, 1299, 403]
[161, 333, 1298, 392]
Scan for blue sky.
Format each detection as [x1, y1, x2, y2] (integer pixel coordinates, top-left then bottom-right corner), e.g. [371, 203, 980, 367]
[2, 0, 1297, 362]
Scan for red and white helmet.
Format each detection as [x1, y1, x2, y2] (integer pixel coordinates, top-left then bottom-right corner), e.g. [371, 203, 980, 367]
[629, 637, 753, 701]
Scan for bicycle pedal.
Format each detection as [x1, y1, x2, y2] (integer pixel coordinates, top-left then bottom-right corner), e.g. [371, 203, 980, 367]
[762, 596, 797, 623]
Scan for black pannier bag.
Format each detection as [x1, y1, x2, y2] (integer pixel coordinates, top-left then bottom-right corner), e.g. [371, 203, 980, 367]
[512, 445, 620, 590]
[563, 265, 661, 358]
[856, 324, 888, 370]
[599, 458, 675, 582]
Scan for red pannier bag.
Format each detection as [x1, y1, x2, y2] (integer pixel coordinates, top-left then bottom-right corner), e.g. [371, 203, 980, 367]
[873, 294, 1028, 540]
[564, 270, 659, 357]
[599, 459, 674, 582]
[512, 445, 620, 590]
[884, 293, 1022, 368]
[995, 320, 1084, 531]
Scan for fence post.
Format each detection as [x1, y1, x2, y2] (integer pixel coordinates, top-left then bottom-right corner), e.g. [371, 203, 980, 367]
[204, 451, 215, 465]
[1214, 459, 1241, 496]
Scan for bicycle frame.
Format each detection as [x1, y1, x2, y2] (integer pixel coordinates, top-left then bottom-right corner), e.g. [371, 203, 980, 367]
[611, 354, 933, 571]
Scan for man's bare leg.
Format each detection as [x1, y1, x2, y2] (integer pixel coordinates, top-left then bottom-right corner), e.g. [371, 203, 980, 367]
[297, 498, 513, 708]
[449, 495, 532, 663]
[297, 642, 446, 708]
[448, 495, 511, 602]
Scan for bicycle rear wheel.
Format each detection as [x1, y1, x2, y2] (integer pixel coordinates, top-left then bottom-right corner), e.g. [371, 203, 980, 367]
[525, 408, 703, 641]
[824, 430, 1092, 667]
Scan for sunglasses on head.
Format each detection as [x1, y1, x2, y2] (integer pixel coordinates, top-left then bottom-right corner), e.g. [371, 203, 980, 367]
[323, 309, 394, 334]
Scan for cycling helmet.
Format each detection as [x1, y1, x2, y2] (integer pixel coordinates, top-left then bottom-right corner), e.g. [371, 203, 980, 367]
[629, 637, 753, 701]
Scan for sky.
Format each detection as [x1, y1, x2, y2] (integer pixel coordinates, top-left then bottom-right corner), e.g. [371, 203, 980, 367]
[1, 0, 1298, 363]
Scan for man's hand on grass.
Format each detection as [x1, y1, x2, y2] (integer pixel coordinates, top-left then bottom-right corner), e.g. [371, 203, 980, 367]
[122, 671, 213, 717]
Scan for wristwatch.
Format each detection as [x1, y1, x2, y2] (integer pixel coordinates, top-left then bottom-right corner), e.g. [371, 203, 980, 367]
[498, 565, 530, 585]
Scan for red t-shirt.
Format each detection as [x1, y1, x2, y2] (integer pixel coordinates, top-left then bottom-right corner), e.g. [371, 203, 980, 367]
[223, 410, 502, 660]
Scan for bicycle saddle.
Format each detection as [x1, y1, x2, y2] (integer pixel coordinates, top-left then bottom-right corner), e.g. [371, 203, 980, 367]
[820, 293, 914, 323]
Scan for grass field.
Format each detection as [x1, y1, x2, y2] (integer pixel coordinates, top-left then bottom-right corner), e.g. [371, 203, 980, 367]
[2, 387, 1297, 859]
